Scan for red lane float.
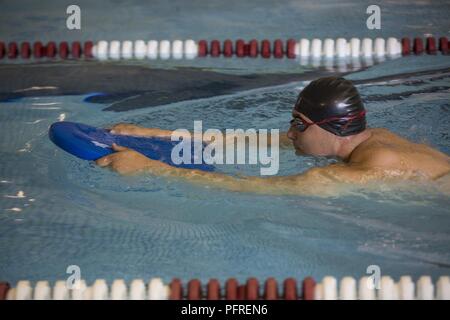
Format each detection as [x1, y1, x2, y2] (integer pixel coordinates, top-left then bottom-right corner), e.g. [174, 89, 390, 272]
[210, 40, 220, 57]
[286, 39, 296, 59]
[283, 278, 298, 300]
[243, 43, 250, 56]
[0, 282, 10, 300]
[302, 276, 316, 300]
[187, 279, 202, 300]
[71, 41, 82, 58]
[439, 37, 448, 54]
[46, 41, 57, 58]
[426, 37, 437, 54]
[33, 41, 44, 58]
[225, 278, 238, 300]
[235, 39, 245, 57]
[0, 42, 5, 59]
[223, 39, 233, 57]
[20, 42, 31, 59]
[264, 277, 278, 300]
[413, 37, 424, 55]
[246, 277, 259, 300]
[198, 40, 208, 57]
[401, 37, 411, 55]
[207, 279, 221, 300]
[273, 39, 284, 58]
[169, 278, 183, 300]
[8, 42, 18, 59]
[237, 285, 246, 300]
[83, 41, 93, 58]
[261, 39, 271, 58]
[59, 41, 69, 59]
[249, 39, 258, 57]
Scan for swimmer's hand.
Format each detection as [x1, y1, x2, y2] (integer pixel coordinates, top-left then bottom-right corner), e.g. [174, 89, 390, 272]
[96, 143, 159, 175]
[109, 123, 172, 138]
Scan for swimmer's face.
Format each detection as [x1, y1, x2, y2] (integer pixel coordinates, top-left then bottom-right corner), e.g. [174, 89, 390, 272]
[287, 110, 336, 156]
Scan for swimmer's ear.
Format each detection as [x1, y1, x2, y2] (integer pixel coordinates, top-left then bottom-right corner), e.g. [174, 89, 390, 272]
[112, 143, 129, 152]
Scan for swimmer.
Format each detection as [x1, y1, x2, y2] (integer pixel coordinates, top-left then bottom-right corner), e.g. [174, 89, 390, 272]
[96, 77, 450, 195]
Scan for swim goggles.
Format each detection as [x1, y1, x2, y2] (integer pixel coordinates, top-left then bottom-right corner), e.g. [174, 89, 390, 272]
[290, 110, 366, 133]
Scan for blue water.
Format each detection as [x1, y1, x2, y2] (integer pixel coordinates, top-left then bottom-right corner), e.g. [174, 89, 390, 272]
[1, 0, 450, 287]
[1, 56, 450, 285]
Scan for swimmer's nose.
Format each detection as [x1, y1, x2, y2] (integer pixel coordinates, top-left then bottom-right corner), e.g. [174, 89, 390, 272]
[287, 127, 296, 140]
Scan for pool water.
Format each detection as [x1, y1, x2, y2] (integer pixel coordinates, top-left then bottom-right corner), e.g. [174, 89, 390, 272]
[1, 0, 450, 287]
[1, 55, 449, 285]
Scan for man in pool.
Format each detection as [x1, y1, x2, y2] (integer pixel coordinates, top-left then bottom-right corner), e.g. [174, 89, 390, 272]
[96, 77, 450, 195]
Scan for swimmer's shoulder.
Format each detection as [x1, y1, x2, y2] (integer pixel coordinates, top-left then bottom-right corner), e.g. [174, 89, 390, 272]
[368, 128, 449, 158]
[348, 128, 405, 168]
[366, 128, 405, 143]
[350, 146, 401, 169]
[356, 127, 434, 151]
[350, 128, 450, 178]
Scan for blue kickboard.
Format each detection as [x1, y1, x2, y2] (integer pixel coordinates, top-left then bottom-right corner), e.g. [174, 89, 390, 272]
[48, 121, 214, 171]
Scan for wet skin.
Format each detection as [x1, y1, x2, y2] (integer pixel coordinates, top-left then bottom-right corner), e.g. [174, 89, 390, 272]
[96, 112, 450, 196]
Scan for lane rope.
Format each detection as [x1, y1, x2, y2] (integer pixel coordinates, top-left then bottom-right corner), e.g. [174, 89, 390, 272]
[0, 37, 448, 61]
[1, 275, 449, 300]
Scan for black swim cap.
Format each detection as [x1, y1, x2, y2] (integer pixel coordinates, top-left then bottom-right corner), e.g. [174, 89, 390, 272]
[294, 77, 366, 136]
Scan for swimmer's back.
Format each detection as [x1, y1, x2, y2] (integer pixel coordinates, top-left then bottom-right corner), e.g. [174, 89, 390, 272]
[350, 128, 450, 179]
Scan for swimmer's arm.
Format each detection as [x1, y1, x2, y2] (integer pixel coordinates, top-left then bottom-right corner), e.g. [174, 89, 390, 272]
[97, 145, 368, 195]
[109, 124, 292, 148]
[109, 124, 191, 139]
[141, 160, 368, 196]
[109, 123, 222, 141]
